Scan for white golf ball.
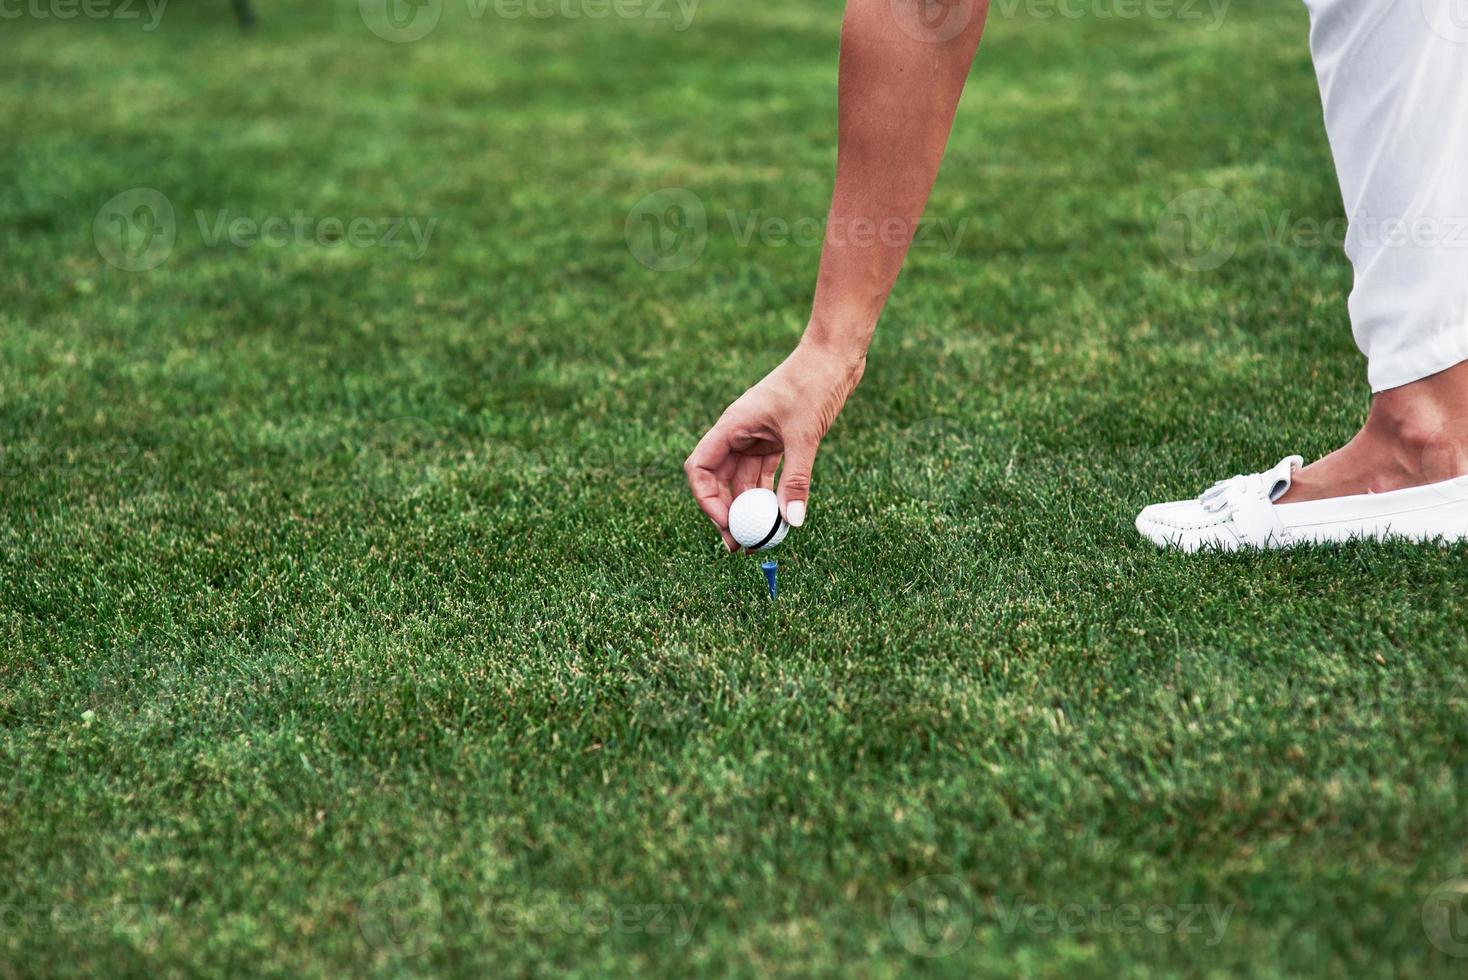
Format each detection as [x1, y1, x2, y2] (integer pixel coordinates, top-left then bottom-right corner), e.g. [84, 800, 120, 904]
[728, 488, 790, 551]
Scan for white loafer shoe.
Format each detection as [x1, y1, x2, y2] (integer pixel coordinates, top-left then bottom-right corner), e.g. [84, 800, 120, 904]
[1136, 455, 1468, 551]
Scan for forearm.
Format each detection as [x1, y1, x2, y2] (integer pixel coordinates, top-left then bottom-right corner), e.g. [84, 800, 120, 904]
[802, 0, 988, 361]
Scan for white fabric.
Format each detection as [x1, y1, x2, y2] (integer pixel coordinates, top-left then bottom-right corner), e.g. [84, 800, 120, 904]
[1304, 0, 1468, 391]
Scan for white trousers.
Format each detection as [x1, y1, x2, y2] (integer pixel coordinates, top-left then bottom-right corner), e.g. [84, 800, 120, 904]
[1304, 0, 1468, 391]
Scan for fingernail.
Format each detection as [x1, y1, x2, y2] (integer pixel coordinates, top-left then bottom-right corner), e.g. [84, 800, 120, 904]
[786, 501, 806, 527]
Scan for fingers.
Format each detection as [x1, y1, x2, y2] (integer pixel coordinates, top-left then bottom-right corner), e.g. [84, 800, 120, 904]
[775, 435, 817, 527]
[758, 454, 779, 491]
[711, 478, 736, 552]
[685, 453, 730, 527]
[732, 455, 763, 498]
[685, 433, 739, 551]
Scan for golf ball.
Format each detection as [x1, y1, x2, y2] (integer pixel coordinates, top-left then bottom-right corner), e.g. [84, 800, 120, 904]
[728, 488, 790, 551]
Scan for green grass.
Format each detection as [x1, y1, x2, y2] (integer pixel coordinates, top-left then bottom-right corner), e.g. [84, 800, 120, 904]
[4, 1, 1468, 976]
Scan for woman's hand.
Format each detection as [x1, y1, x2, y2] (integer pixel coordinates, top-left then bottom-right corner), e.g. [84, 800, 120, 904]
[684, 340, 865, 550]
[684, 0, 985, 550]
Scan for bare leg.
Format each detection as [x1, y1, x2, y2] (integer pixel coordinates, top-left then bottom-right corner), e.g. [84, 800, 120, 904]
[1281, 362, 1468, 502]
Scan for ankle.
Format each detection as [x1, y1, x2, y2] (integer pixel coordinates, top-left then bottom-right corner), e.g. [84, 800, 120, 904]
[1364, 390, 1468, 482]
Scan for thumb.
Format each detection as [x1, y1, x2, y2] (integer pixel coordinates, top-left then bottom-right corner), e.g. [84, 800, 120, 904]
[777, 436, 818, 528]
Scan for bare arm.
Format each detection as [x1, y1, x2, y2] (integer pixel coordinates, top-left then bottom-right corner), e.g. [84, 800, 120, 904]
[807, 0, 989, 358]
[685, 0, 989, 548]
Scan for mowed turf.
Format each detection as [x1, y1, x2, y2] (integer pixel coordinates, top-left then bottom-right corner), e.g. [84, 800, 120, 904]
[3, 1, 1467, 976]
